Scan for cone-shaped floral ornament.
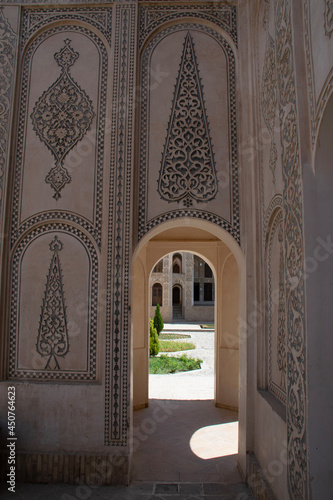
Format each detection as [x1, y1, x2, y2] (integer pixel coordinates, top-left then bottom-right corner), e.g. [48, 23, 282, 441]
[36, 236, 69, 370]
[158, 32, 218, 207]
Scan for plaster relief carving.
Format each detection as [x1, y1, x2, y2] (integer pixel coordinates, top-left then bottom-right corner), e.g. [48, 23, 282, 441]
[277, 226, 286, 392]
[37, 236, 69, 370]
[274, 0, 308, 496]
[9, 226, 98, 381]
[324, 0, 333, 37]
[261, 34, 278, 182]
[158, 32, 218, 207]
[12, 24, 108, 249]
[266, 209, 286, 404]
[139, 4, 237, 49]
[139, 21, 239, 243]
[31, 39, 94, 200]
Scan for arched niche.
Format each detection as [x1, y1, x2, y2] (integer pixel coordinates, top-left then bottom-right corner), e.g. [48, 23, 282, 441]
[8, 226, 98, 381]
[11, 24, 108, 249]
[138, 22, 239, 243]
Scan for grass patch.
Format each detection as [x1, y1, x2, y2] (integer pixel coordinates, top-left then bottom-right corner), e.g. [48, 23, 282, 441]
[159, 333, 191, 340]
[200, 324, 214, 329]
[149, 354, 203, 374]
[159, 340, 195, 352]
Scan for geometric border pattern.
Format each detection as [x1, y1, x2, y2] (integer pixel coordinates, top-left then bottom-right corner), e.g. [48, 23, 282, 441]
[11, 21, 109, 250]
[105, 2, 136, 447]
[8, 223, 98, 381]
[0, 8, 16, 226]
[274, 0, 309, 497]
[138, 20, 240, 245]
[139, 3, 238, 49]
[21, 7, 112, 46]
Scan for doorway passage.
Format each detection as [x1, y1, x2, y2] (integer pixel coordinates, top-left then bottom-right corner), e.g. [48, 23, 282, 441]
[172, 285, 182, 319]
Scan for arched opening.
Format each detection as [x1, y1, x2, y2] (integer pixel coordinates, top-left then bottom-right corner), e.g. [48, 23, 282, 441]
[153, 259, 163, 273]
[172, 253, 182, 274]
[131, 219, 246, 482]
[132, 219, 245, 407]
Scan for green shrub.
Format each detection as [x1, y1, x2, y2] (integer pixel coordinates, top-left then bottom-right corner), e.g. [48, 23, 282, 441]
[149, 318, 160, 356]
[149, 354, 203, 374]
[153, 303, 164, 336]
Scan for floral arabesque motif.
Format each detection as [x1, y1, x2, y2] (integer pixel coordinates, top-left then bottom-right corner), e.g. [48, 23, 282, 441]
[158, 31, 218, 207]
[31, 39, 94, 199]
[36, 236, 69, 370]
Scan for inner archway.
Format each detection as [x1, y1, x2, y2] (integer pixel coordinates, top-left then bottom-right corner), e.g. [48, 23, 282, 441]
[132, 219, 245, 413]
[131, 219, 246, 482]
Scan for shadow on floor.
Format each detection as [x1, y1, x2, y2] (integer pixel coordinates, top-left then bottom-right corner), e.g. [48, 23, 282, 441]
[132, 399, 241, 484]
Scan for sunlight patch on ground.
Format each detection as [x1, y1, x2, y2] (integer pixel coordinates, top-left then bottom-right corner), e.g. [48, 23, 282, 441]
[190, 422, 238, 459]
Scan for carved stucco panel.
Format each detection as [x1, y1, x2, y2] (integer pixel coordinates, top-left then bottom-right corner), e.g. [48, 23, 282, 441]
[9, 225, 98, 381]
[274, 0, 309, 497]
[139, 18, 239, 244]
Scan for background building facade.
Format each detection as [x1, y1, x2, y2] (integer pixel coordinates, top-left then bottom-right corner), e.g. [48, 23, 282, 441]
[150, 252, 214, 322]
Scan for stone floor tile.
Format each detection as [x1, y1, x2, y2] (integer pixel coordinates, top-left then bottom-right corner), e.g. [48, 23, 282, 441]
[154, 483, 179, 494]
[179, 483, 203, 495]
[203, 482, 234, 494]
[129, 482, 155, 494]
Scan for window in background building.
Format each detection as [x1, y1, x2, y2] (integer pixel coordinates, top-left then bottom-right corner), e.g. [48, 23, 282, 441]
[194, 282, 200, 302]
[204, 282, 213, 302]
[152, 283, 163, 306]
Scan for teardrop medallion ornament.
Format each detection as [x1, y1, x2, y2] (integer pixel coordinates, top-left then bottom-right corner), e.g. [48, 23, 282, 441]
[31, 39, 94, 199]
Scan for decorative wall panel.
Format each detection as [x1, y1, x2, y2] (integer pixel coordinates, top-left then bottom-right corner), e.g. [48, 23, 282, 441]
[9, 225, 98, 381]
[11, 19, 109, 249]
[261, 34, 278, 183]
[31, 39, 95, 200]
[158, 32, 218, 208]
[138, 16, 239, 244]
[105, 2, 136, 446]
[274, 0, 309, 497]
[7, 11, 110, 383]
